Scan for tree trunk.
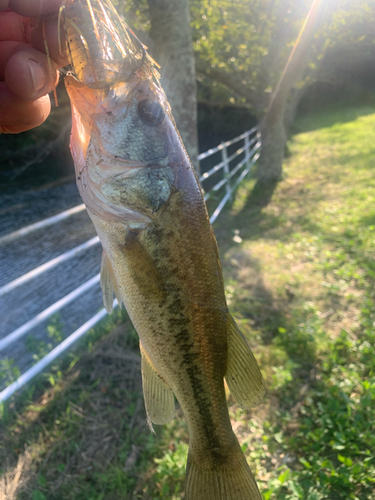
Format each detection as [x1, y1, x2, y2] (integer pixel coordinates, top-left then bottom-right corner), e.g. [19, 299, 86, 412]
[257, 0, 327, 181]
[284, 86, 306, 133]
[258, 84, 308, 183]
[148, 0, 199, 175]
[257, 115, 286, 182]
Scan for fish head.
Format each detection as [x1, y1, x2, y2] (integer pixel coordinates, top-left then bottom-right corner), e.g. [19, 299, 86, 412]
[63, 0, 185, 225]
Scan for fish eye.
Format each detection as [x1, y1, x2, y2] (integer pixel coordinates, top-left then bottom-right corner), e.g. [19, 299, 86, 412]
[138, 98, 164, 126]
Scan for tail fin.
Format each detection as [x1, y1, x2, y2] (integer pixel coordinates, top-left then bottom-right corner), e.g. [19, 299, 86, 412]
[185, 446, 261, 500]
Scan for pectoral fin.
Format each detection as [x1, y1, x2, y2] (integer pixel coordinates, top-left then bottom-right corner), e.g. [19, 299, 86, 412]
[225, 315, 265, 409]
[100, 251, 122, 312]
[140, 343, 175, 425]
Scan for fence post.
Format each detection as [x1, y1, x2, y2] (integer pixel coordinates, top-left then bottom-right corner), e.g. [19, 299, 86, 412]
[244, 131, 250, 163]
[221, 142, 232, 199]
[257, 129, 262, 148]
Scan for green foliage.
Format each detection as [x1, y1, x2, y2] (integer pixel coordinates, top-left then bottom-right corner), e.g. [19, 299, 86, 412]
[0, 357, 20, 386]
[261, 328, 375, 499]
[191, 0, 374, 107]
[23, 315, 68, 388]
[191, 0, 305, 83]
[153, 442, 188, 498]
[26, 314, 64, 362]
[31, 490, 46, 500]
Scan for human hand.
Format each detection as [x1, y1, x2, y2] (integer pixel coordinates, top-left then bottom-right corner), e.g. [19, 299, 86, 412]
[0, 0, 68, 133]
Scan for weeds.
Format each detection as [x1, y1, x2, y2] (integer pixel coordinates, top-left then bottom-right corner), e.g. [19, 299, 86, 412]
[25, 314, 64, 364]
[0, 358, 20, 387]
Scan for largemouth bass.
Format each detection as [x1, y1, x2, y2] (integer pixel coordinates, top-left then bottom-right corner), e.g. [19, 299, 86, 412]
[61, 1, 265, 498]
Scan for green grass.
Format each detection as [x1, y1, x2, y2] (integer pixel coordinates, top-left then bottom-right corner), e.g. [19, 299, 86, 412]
[1, 105, 375, 499]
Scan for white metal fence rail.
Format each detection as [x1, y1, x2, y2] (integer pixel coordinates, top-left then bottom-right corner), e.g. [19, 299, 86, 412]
[0, 126, 260, 403]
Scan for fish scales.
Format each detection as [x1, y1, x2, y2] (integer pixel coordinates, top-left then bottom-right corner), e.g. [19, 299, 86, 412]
[61, 1, 265, 498]
[91, 162, 230, 439]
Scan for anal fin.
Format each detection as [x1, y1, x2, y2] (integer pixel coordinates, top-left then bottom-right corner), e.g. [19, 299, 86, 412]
[140, 343, 175, 425]
[225, 315, 265, 409]
[100, 250, 122, 313]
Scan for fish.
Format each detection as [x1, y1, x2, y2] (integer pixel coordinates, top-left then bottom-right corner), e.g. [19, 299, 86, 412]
[61, 1, 265, 498]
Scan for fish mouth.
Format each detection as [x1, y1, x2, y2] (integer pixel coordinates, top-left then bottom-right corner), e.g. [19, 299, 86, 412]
[61, 0, 146, 88]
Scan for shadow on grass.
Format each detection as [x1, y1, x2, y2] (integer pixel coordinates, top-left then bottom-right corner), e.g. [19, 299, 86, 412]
[241, 179, 279, 210]
[214, 179, 319, 390]
[216, 176, 324, 246]
[214, 178, 285, 242]
[359, 212, 375, 227]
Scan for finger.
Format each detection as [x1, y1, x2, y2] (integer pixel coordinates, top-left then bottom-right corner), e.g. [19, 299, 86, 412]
[0, 0, 10, 12]
[9, 0, 63, 17]
[32, 15, 68, 68]
[0, 41, 30, 79]
[0, 10, 28, 42]
[0, 81, 50, 133]
[5, 47, 59, 101]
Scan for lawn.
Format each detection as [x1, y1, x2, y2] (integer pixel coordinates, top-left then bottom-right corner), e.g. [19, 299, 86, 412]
[1, 106, 375, 500]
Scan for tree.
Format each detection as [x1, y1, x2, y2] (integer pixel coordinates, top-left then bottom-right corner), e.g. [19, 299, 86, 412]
[147, 0, 199, 174]
[191, 0, 375, 182]
[258, 0, 327, 181]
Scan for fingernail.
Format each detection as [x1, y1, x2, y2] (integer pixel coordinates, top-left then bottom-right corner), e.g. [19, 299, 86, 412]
[27, 59, 46, 93]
